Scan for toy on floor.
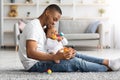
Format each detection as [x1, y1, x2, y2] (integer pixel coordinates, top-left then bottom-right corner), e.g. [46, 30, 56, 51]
[47, 69, 52, 74]
[8, 5, 18, 17]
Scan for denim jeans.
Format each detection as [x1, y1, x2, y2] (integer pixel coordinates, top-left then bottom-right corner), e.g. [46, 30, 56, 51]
[28, 52, 108, 72]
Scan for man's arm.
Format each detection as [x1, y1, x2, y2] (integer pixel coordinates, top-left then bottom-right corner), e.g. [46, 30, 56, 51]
[26, 40, 71, 61]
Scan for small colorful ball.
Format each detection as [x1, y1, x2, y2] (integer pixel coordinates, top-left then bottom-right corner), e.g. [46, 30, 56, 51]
[64, 47, 69, 53]
[47, 69, 52, 74]
[59, 32, 64, 36]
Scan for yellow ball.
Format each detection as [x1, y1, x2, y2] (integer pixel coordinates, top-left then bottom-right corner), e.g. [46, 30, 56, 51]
[47, 69, 52, 74]
[52, 35, 57, 40]
[64, 47, 69, 53]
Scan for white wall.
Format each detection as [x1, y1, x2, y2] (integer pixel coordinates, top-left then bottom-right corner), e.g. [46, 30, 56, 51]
[2, 0, 111, 47]
[0, 1, 1, 45]
[0, 0, 2, 46]
[3, 0, 107, 30]
[109, 0, 120, 49]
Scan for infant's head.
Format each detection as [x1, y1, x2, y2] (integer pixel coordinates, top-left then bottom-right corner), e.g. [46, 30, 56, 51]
[44, 26, 58, 39]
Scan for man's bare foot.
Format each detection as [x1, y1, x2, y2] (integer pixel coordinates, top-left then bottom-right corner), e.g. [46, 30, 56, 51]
[103, 59, 112, 71]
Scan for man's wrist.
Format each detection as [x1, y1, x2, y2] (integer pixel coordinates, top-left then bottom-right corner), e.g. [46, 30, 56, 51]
[51, 53, 57, 61]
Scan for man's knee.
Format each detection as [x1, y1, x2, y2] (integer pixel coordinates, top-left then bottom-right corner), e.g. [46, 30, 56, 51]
[67, 58, 80, 65]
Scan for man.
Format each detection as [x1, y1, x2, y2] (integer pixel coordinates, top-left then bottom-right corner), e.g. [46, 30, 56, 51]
[18, 4, 120, 72]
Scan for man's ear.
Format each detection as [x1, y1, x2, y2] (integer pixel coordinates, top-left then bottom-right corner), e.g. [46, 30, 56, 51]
[45, 10, 50, 16]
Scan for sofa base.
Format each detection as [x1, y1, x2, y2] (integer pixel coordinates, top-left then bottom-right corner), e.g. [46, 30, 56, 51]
[67, 40, 100, 47]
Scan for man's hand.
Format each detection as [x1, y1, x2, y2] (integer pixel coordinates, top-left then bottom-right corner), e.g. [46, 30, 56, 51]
[53, 47, 76, 60]
[53, 48, 66, 60]
[69, 47, 76, 58]
[64, 47, 76, 59]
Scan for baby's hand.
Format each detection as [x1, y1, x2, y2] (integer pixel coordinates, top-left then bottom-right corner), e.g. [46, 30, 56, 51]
[57, 36, 63, 42]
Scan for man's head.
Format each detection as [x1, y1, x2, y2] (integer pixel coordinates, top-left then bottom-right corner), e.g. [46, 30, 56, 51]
[41, 4, 62, 28]
[44, 4, 62, 15]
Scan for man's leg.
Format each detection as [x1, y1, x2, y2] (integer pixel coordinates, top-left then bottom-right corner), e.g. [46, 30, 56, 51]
[51, 57, 108, 72]
[76, 51, 120, 71]
[28, 57, 108, 72]
[75, 52, 104, 64]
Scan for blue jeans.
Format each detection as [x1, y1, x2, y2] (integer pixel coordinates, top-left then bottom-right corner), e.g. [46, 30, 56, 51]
[28, 52, 108, 72]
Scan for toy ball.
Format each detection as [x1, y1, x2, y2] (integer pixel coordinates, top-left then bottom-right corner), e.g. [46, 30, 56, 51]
[51, 35, 57, 40]
[64, 47, 69, 53]
[59, 32, 64, 36]
[57, 32, 64, 37]
[47, 69, 52, 74]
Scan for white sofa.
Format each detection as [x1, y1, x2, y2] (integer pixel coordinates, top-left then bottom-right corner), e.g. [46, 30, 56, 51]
[57, 20, 103, 48]
[14, 20, 104, 50]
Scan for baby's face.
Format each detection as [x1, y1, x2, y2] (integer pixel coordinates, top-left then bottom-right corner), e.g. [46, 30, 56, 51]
[47, 28, 58, 38]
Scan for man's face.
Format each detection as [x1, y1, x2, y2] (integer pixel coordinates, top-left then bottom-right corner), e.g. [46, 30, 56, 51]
[46, 10, 61, 28]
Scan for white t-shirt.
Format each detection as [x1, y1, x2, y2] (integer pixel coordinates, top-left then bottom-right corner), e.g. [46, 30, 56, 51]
[46, 37, 68, 53]
[18, 19, 46, 70]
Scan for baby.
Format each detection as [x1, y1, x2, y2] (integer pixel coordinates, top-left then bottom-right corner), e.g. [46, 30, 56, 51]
[44, 26, 68, 63]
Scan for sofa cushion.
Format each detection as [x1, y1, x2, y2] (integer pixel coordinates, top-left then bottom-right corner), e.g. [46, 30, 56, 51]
[64, 33, 99, 40]
[59, 20, 89, 34]
[85, 21, 102, 33]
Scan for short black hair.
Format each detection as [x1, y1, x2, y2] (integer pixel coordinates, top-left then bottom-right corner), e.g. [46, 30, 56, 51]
[44, 4, 62, 15]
